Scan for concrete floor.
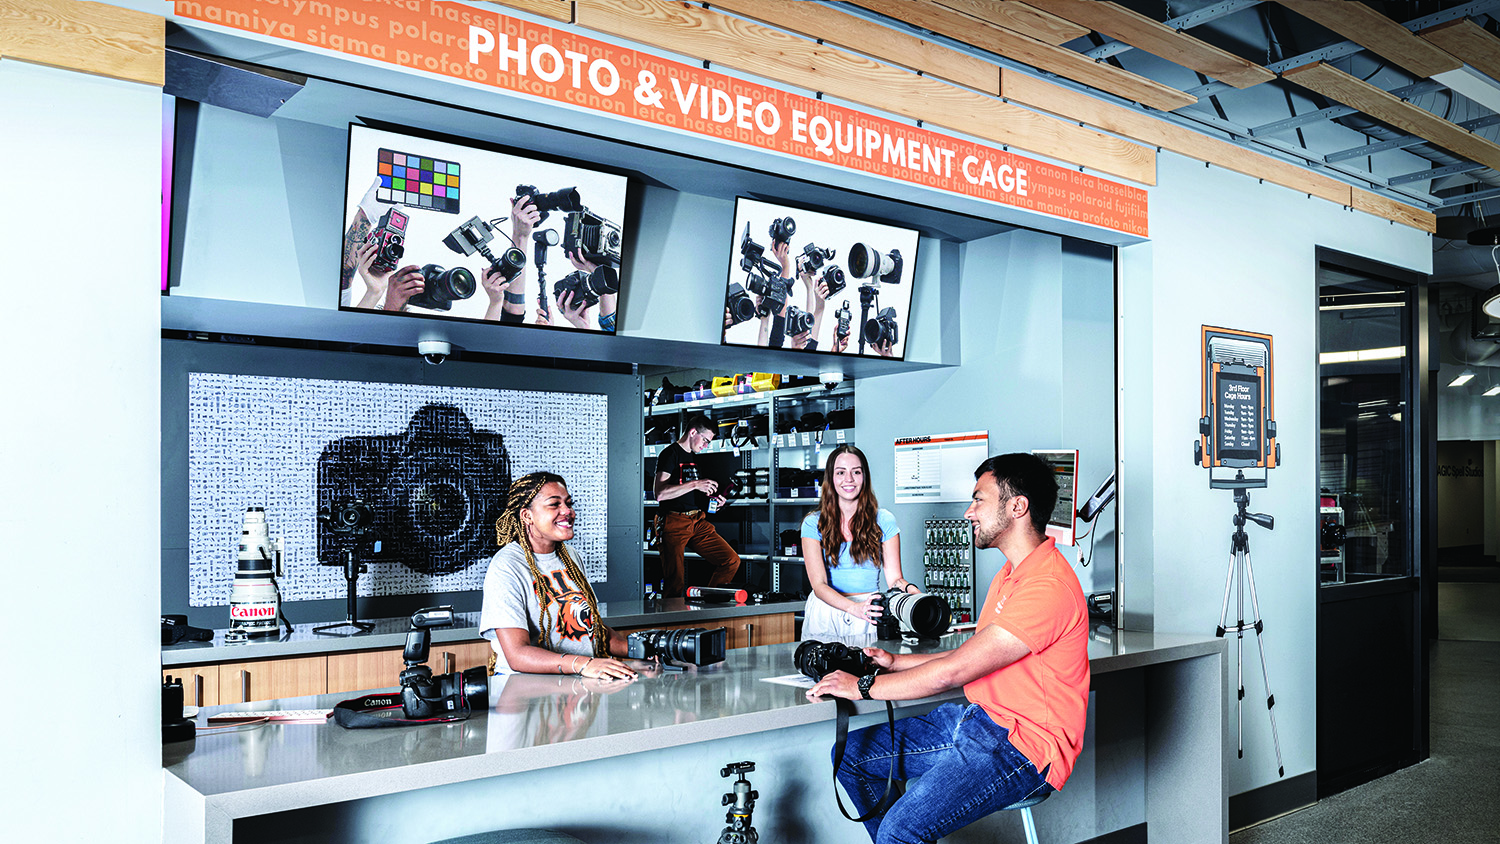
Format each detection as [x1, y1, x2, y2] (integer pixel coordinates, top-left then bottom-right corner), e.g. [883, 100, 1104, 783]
[1230, 582, 1500, 844]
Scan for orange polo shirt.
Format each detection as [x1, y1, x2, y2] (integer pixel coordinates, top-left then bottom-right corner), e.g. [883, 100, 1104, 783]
[962, 537, 1090, 790]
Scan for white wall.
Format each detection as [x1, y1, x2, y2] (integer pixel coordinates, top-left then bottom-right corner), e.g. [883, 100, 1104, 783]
[1119, 151, 1431, 797]
[0, 60, 163, 841]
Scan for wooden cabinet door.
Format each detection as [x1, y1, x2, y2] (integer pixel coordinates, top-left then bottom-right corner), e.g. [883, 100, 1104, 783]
[326, 648, 405, 696]
[728, 613, 794, 649]
[218, 656, 327, 703]
[433, 639, 493, 675]
[163, 665, 221, 708]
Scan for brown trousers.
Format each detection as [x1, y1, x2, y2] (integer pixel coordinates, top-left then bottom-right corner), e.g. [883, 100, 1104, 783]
[658, 510, 741, 598]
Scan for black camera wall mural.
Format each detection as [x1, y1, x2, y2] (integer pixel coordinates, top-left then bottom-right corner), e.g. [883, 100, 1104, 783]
[185, 373, 607, 606]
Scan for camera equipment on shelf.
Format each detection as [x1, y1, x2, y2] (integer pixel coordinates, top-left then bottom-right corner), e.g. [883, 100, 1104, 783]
[229, 507, 291, 639]
[863, 306, 900, 348]
[923, 517, 974, 625]
[367, 207, 409, 274]
[626, 626, 727, 669]
[794, 639, 875, 682]
[714, 761, 760, 844]
[847, 243, 903, 285]
[515, 184, 583, 223]
[686, 586, 749, 604]
[442, 215, 528, 280]
[882, 587, 951, 639]
[333, 606, 488, 729]
[768, 216, 796, 245]
[408, 264, 476, 311]
[795, 242, 834, 276]
[314, 498, 377, 636]
[562, 208, 623, 267]
[552, 264, 620, 310]
[785, 305, 815, 336]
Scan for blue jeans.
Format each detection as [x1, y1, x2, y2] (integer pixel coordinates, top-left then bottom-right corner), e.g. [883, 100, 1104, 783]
[835, 702, 1053, 844]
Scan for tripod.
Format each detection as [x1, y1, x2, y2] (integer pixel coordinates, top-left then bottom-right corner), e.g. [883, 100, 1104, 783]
[1215, 483, 1285, 777]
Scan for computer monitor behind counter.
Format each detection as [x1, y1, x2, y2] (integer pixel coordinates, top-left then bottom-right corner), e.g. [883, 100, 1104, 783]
[1031, 449, 1079, 546]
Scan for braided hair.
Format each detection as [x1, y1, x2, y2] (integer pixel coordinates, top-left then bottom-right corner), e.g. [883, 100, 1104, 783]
[494, 471, 608, 659]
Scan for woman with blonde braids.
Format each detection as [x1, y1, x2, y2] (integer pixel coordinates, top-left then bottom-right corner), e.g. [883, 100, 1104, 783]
[479, 472, 637, 679]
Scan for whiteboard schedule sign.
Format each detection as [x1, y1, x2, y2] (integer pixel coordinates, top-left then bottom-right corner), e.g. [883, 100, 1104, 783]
[894, 431, 989, 503]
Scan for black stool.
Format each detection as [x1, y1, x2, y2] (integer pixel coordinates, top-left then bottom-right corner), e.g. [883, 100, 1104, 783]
[1001, 790, 1050, 844]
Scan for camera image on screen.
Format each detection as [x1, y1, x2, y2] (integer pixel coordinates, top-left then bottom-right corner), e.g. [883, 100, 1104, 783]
[368, 207, 410, 274]
[821, 264, 847, 298]
[768, 216, 796, 245]
[442, 215, 528, 280]
[407, 264, 477, 311]
[515, 184, 583, 223]
[562, 209, 622, 267]
[747, 273, 792, 318]
[864, 306, 900, 348]
[848, 243, 904, 285]
[553, 265, 620, 310]
[316, 403, 512, 575]
[725, 282, 756, 326]
[786, 305, 815, 336]
[834, 300, 853, 341]
[794, 242, 833, 276]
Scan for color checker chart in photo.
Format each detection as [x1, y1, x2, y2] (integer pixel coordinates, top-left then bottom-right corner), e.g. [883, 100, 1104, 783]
[375, 148, 461, 214]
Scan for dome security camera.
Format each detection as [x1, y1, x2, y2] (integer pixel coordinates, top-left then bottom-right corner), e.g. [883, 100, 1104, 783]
[417, 339, 451, 365]
[819, 370, 844, 390]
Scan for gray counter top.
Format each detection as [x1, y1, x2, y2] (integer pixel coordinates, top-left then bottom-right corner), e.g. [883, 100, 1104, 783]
[163, 628, 1223, 818]
[162, 598, 805, 667]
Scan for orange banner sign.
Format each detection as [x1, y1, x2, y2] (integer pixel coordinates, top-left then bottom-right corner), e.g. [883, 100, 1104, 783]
[173, 0, 1148, 235]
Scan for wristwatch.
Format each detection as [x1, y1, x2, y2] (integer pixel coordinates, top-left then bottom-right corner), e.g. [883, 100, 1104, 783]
[858, 672, 878, 700]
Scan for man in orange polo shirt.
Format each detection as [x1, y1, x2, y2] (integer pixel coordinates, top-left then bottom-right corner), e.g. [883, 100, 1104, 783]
[808, 453, 1090, 844]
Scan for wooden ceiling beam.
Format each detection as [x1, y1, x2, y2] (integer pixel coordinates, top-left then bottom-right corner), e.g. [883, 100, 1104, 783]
[1019, 0, 1275, 89]
[926, 0, 1090, 46]
[574, 0, 1156, 184]
[847, 0, 1197, 111]
[490, 0, 572, 23]
[1272, 0, 1461, 79]
[702, 0, 1000, 94]
[1421, 18, 1500, 85]
[0, 0, 163, 86]
[1283, 61, 1500, 172]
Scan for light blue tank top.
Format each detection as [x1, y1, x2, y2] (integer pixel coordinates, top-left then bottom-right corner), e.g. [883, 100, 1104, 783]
[800, 509, 900, 593]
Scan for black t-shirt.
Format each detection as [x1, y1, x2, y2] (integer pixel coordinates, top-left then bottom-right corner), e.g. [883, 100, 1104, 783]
[656, 442, 706, 512]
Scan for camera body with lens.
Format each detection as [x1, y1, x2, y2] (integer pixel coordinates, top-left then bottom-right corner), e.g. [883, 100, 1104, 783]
[794, 639, 876, 682]
[515, 184, 583, 223]
[864, 306, 900, 348]
[626, 626, 727, 666]
[848, 243, 904, 285]
[442, 215, 528, 280]
[795, 243, 834, 277]
[725, 282, 756, 326]
[408, 264, 477, 311]
[882, 587, 951, 639]
[553, 264, 620, 310]
[368, 207, 410, 274]
[317, 403, 511, 575]
[785, 305, 815, 337]
[768, 216, 796, 246]
[820, 264, 847, 298]
[747, 273, 792, 318]
[399, 606, 489, 719]
[562, 209, 623, 268]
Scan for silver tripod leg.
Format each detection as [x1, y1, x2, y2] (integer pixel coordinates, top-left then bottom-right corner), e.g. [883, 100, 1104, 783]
[1236, 549, 1245, 759]
[1242, 550, 1286, 778]
[1216, 549, 1243, 759]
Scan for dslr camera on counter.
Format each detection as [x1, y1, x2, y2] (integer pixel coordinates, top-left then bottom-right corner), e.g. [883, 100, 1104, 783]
[399, 606, 489, 719]
[878, 588, 951, 640]
[626, 626, 727, 669]
[794, 639, 876, 682]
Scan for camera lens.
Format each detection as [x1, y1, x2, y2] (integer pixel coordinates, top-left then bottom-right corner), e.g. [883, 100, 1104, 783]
[885, 589, 951, 638]
[786, 306, 815, 335]
[863, 307, 899, 347]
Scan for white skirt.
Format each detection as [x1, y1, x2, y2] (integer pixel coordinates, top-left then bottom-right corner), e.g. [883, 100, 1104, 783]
[802, 592, 876, 641]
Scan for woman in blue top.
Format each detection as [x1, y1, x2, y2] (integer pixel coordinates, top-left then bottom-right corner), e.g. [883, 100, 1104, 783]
[800, 444, 917, 639]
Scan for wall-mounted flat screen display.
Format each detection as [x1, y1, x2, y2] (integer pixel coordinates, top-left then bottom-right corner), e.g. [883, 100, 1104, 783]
[721, 197, 918, 359]
[1032, 449, 1079, 546]
[340, 123, 629, 333]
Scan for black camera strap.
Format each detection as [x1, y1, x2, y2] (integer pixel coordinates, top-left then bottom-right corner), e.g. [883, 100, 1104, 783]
[831, 696, 898, 823]
[332, 693, 471, 729]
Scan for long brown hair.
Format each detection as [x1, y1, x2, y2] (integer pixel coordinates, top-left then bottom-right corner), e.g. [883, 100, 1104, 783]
[494, 472, 608, 658]
[817, 445, 883, 569]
